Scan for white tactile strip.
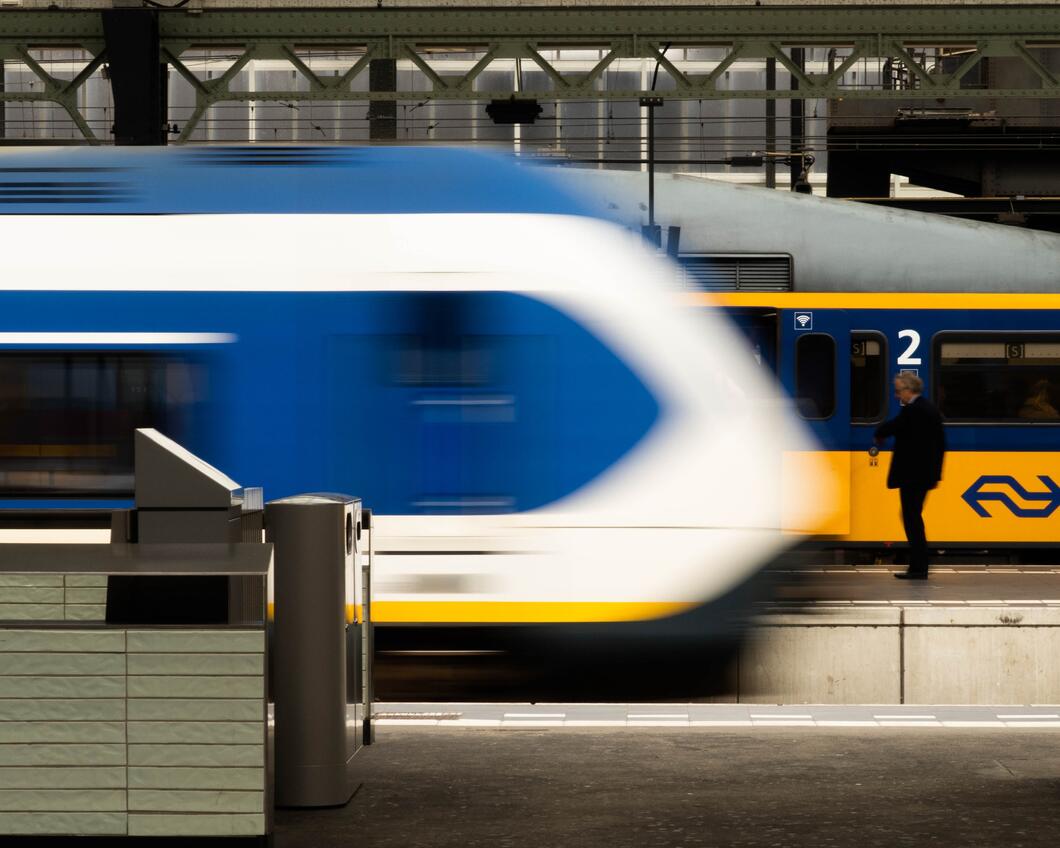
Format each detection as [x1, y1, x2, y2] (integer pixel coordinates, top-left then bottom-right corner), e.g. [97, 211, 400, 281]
[766, 569, 1060, 574]
[762, 599, 1060, 607]
[371, 703, 1060, 730]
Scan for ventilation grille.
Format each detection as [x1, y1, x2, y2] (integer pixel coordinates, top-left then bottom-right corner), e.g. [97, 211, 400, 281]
[678, 254, 793, 291]
[187, 146, 356, 167]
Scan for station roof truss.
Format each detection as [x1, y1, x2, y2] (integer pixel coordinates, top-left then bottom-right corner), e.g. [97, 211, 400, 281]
[1, 6, 1060, 143]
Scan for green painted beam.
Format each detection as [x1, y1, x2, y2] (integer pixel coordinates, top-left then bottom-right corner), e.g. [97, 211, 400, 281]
[0, 4, 1058, 143]
[0, 7, 1058, 42]
[156, 7, 1060, 41]
[157, 86, 1059, 102]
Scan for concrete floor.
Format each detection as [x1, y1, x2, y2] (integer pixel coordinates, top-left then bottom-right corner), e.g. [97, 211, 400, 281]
[276, 727, 1060, 848]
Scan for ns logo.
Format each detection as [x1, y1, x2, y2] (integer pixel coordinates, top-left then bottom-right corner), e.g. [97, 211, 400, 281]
[962, 475, 1060, 518]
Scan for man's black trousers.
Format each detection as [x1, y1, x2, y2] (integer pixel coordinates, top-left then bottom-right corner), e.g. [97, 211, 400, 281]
[899, 486, 930, 575]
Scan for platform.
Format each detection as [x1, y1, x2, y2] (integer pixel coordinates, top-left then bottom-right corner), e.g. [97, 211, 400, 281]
[764, 564, 1060, 607]
[737, 565, 1060, 705]
[274, 717, 1060, 848]
[373, 566, 1060, 705]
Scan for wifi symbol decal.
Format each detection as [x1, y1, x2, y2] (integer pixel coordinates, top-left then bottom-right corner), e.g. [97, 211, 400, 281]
[794, 312, 813, 330]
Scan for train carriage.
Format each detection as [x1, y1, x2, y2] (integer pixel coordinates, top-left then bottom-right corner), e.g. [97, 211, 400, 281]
[0, 146, 838, 699]
[706, 291, 1060, 552]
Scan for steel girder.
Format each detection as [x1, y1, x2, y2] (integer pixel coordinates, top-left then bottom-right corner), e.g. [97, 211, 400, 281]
[0, 6, 1059, 142]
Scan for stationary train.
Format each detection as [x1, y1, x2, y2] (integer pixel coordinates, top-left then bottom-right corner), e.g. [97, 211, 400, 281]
[559, 167, 1060, 553]
[710, 290, 1060, 552]
[0, 146, 831, 692]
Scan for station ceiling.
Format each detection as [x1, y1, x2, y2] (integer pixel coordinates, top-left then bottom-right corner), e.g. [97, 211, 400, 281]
[0, 2, 1058, 142]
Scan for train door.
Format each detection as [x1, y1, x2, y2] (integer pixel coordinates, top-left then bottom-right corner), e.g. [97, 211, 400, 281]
[726, 307, 778, 376]
[779, 308, 852, 535]
[780, 308, 850, 439]
[845, 328, 895, 542]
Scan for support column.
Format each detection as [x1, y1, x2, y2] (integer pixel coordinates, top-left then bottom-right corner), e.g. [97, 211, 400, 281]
[640, 95, 663, 247]
[765, 57, 776, 189]
[368, 58, 397, 141]
[100, 9, 167, 145]
[789, 47, 804, 190]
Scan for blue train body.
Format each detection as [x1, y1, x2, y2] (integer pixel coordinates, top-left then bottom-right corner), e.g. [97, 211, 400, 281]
[0, 290, 658, 511]
[0, 146, 593, 216]
[0, 148, 661, 513]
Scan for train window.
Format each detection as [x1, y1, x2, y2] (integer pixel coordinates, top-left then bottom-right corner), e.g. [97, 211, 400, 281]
[795, 334, 835, 419]
[389, 293, 491, 386]
[0, 352, 204, 497]
[934, 334, 1060, 422]
[850, 333, 887, 423]
[391, 338, 492, 387]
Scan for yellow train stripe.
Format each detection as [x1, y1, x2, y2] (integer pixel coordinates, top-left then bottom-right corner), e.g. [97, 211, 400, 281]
[271, 601, 694, 625]
[370, 601, 695, 624]
[689, 292, 1060, 311]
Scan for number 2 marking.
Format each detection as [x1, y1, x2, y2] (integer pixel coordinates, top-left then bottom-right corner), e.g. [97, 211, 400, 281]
[897, 329, 922, 365]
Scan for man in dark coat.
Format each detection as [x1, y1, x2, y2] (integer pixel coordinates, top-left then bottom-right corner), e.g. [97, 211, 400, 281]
[874, 372, 946, 580]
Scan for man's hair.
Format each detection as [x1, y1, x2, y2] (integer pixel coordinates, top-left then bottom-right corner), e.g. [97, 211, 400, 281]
[895, 372, 924, 394]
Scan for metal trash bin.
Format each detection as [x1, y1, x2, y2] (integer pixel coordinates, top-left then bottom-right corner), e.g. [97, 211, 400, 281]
[265, 493, 362, 808]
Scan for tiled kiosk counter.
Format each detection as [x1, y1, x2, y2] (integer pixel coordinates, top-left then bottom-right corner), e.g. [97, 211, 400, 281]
[0, 545, 272, 845]
[0, 572, 109, 622]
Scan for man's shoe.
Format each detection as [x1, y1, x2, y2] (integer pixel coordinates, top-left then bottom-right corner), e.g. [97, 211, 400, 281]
[894, 571, 928, 580]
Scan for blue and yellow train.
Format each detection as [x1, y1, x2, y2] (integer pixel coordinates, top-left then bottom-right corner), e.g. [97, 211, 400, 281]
[706, 290, 1060, 551]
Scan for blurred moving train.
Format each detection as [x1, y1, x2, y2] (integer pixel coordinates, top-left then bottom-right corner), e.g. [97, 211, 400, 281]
[560, 168, 1060, 555]
[0, 146, 830, 694]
